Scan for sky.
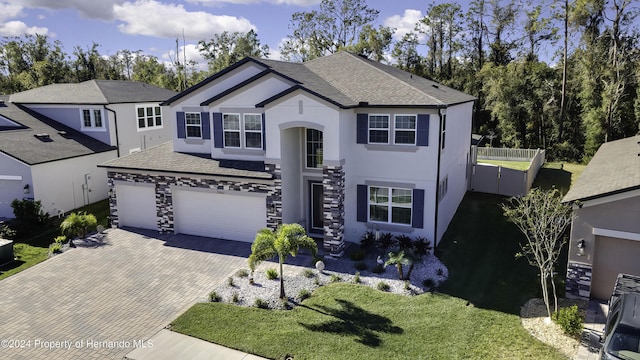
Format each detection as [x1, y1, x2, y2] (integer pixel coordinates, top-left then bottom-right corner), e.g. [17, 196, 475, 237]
[0, 0, 449, 68]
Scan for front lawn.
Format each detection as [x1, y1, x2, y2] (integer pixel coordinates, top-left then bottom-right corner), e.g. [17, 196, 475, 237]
[478, 159, 531, 170]
[0, 243, 49, 281]
[171, 283, 565, 360]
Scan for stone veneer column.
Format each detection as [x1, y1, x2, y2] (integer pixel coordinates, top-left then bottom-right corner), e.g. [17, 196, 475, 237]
[323, 165, 345, 256]
[265, 163, 282, 229]
[107, 174, 119, 228]
[565, 261, 592, 301]
[156, 176, 173, 233]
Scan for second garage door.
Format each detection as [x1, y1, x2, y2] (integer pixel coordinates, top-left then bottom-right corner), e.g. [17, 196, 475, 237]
[173, 188, 267, 242]
[591, 236, 640, 300]
[116, 184, 157, 230]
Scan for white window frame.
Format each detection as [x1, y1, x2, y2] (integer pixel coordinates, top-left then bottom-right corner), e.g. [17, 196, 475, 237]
[438, 176, 448, 201]
[305, 128, 323, 169]
[79, 108, 105, 131]
[441, 113, 447, 150]
[368, 186, 412, 226]
[185, 112, 202, 139]
[223, 113, 241, 148]
[368, 114, 390, 144]
[136, 105, 163, 131]
[243, 113, 262, 149]
[393, 114, 417, 145]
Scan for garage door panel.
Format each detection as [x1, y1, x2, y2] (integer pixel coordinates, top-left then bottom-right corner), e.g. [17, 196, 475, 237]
[116, 185, 157, 230]
[591, 236, 640, 300]
[173, 189, 266, 242]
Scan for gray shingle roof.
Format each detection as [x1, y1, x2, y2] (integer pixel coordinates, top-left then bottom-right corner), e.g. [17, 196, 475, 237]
[0, 96, 116, 164]
[563, 135, 640, 202]
[9, 80, 176, 105]
[100, 142, 272, 180]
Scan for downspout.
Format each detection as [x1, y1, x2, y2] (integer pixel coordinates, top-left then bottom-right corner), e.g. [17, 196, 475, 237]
[433, 107, 445, 247]
[104, 105, 120, 157]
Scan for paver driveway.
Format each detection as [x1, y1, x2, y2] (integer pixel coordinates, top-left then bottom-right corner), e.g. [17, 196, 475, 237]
[0, 228, 250, 360]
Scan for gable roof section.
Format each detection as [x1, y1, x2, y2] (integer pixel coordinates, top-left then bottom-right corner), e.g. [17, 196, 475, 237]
[9, 80, 176, 105]
[164, 51, 475, 110]
[0, 96, 115, 165]
[100, 142, 272, 180]
[563, 135, 640, 202]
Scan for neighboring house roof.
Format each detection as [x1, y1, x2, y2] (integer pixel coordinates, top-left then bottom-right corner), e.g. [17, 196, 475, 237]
[100, 142, 272, 180]
[0, 95, 116, 165]
[164, 51, 476, 108]
[9, 80, 176, 105]
[563, 135, 640, 202]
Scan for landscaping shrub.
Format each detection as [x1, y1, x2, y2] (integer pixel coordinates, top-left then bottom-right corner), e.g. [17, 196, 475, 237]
[231, 293, 240, 303]
[10, 199, 50, 238]
[354, 261, 367, 271]
[235, 269, 249, 277]
[377, 281, 390, 292]
[330, 274, 342, 283]
[227, 277, 235, 287]
[298, 289, 311, 301]
[254, 298, 269, 309]
[413, 236, 433, 256]
[375, 232, 395, 252]
[0, 225, 16, 239]
[265, 268, 279, 280]
[313, 277, 320, 286]
[349, 249, 366, 261]
[372, 263, 385, 274]
[209, 291, 221, 302]
[360, 230, 375, 250]
[302, 268, 315, 278]
[49, 242, 62, 254]
[422, 278, 435, 289]
[395, 234, 413, 252]
[552, 305, 583, 338]
[353, 271, 361, 284]
[404, 280, 411, 291]
[60, 212, 97, 239]
[54, 235, 66, 244]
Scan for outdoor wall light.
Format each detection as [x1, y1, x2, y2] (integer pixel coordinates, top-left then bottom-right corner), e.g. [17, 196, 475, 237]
[577, 239, 585, 256]
[23, 184, 30, 194]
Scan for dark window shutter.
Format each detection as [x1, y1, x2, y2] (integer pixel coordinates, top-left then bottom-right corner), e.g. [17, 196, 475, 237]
[201, 112, 211, 140]
[262, 113, 266, 150]
[176, 112, 186, 139]
[416, 114, 430, 146]
[212, 112, 223, 148]
[356, 113, 368, 144]
[412, 189, 425, 228]
[357, 184, 368, 222]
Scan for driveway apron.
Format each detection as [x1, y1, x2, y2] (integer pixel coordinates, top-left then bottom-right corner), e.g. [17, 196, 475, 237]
[0, 229, 249, 360]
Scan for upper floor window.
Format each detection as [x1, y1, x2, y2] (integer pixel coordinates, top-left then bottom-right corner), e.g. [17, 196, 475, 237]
[368, 115, 389, 144]
[137, 106, 162, 130]
[222, 113, 263, 149]
[394, 115, 416, 145]
[306, 128, 323, 168]
[369, 186, 412, 225]
[81, 109, 104, 129]
[441, 113, 447, 150]
[185, 112, 202, 138]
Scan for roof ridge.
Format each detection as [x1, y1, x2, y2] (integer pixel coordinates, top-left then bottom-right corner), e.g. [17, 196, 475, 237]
[89, 80, 112, 103]
[343, 52, 444, 106]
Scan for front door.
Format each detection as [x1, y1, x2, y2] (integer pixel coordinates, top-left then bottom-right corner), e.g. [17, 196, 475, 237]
[309, 181, 324, 234]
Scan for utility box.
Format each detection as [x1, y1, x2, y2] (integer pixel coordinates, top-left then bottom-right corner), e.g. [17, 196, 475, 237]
[0, 238, 14, 265]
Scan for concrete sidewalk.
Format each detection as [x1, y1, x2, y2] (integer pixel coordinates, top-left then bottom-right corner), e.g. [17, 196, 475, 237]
[125, 329, 267, 360]
[574, 299, 607, 360]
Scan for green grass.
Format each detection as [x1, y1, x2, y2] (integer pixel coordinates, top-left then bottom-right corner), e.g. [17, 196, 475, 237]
[171, 283, 565, 360]
[478, 159, 531, 171]
[0, 243, 49, 281]
[533, 162, 586, 195]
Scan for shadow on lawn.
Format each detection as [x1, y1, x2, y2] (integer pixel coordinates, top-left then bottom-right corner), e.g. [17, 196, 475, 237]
[532, 167, 572, 194]
[298, 298, 403, 347]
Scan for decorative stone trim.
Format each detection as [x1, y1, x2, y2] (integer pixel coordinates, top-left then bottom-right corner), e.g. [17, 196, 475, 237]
[107, 169, 278, 234]
[566, 261, 592, 300]
[323, 164, 345, 256]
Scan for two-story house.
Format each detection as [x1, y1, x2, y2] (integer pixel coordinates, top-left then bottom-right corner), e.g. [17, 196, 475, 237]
[0, 80, 176, 219]
[100, 52, 475, 254]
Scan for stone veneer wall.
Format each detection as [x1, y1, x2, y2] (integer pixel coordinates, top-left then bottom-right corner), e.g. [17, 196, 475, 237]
[107, 166, 281, 233]
[322, 165, 345, 255]
[566, 261, 592, 301]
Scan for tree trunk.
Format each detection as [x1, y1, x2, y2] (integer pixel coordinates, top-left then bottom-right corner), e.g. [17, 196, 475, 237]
[279, 257, 286, 299]
[396, 264, 404, 280]
[540, 270, 551, 319]
[551, 271, 559, 314]
[406, 263, 415, 280]
[559, 0, 568, 143]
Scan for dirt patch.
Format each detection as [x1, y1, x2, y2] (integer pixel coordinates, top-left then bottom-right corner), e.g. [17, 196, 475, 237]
[520, 298, 588, 359]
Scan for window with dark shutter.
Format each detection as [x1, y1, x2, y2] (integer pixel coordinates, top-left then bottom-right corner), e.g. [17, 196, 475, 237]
[176, 111, 186, 138]
[416, 114, 430, 146]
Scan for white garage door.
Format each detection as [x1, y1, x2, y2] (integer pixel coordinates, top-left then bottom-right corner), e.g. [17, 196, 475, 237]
[116, 184, 157, 230]
[591, 236, 640, 300]
[173, 189, 266, 242]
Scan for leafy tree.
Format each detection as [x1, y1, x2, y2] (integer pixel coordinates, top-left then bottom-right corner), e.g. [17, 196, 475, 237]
[385, 250, 412, 280]
[345, 24, 393, 62]
[248, 224, 317, 299]
[198, 30, 269, 74]
[501, 188, 573, 319]
[280, 0, 379, 61]
[10, 199, 50, 238]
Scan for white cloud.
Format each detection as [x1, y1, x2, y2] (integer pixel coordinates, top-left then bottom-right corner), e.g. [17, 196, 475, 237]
[162, 43, 208, 71]
[113, 0, 256, 40]
[13, 0, 121, 20]
[187, 0, 320, 5]
[0, 2, 23, 22]
[384, 9, 425, 42]
[0, 20, 48, 36]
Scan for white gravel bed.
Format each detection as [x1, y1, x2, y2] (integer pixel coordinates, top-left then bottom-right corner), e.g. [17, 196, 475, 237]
[210, 253, 449, 310]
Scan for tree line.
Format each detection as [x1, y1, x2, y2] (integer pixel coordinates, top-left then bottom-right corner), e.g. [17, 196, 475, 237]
[1, 0, 638, 162]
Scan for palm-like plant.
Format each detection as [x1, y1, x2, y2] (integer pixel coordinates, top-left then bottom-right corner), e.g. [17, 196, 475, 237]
[248, 224, 318, 299]
[384, 250, 418, 280]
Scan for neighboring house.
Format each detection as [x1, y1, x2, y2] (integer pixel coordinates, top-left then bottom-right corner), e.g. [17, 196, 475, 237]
[563, 135, 640, 300]
[0, 96, 116, 218]
[0, 80, 177, 219]
[100, 52, 475, 255]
